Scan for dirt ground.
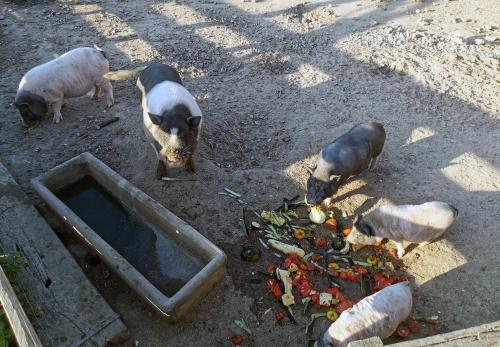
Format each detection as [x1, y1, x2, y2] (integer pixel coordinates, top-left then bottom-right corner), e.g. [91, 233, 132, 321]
[1, 0, 499, 346]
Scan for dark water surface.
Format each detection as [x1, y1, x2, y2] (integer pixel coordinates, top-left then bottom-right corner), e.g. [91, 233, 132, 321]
[56, 176, 205, 296]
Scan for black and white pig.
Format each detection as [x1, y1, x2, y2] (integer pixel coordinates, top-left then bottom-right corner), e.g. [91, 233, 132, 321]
[306, 122, 386, 205]
[15, 46, 113, 126]
[347, 201, 459, 258]
[315, 282, 412, 347]
[136, 63, 202, 178]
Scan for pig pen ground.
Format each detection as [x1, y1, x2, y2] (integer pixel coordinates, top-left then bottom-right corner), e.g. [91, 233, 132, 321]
[0, 0, 499, 346]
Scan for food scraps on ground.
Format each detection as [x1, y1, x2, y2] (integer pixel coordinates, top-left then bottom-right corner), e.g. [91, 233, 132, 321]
[328, 262, 340, 270]
[251, 221, 261, 229]
[234, 319, 252, 335]
[367, 256, 378, 266]
[309, 206, 326, 224]
[407, 319, 421, 333]
[275, 311, 285, 321]
[268, 239, 305, 257]
[397, 324, 410, 338]
[231, 335, 243, 345]
[313, 237, 328, 248]
[319, 292, 333, 306]
[240, 245, 261, 262]
[324, 218, 338, 229]
[293, 229, 307, 240]
[390, 248, 398, 258]
[261, 210, 286, 226]
[342, 228, 352, 236]
[326, 309, 338, 321]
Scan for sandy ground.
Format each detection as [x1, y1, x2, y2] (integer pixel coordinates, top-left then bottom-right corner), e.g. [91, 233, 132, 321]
[0, 0, 499, 346]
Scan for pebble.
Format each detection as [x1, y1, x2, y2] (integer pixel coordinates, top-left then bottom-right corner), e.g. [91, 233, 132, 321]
[473, 38, 485, 45]
[484, 35, 498, 43]
[418, 18, 432, 26]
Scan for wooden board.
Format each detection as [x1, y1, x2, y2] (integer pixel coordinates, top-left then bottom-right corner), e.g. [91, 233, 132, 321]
[0, 163, 128, 346]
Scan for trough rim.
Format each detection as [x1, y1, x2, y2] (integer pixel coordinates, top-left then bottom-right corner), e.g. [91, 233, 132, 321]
[31, 152, 227, 321]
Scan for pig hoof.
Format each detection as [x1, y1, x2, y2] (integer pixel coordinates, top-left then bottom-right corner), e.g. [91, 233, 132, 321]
[53, 114, 63, 123]
[156, 161, 167, 180]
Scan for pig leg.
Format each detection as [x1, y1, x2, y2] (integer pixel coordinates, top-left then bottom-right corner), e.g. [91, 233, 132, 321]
[185, 156, 196, 173]
[52, 99, 64, 124]
[97, 77, 114, 108]
[92, 85, 100, 101]
[368, 156, 379, 171]
[395, 241, 406, 258]
[156, 160, 168, 180]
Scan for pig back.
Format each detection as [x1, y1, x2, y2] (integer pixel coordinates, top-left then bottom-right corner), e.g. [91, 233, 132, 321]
[320, 122, 386, 178]
[325, 282, 412, 347]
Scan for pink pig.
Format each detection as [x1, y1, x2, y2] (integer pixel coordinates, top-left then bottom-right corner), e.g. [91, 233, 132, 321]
[14, 46, 113, 126]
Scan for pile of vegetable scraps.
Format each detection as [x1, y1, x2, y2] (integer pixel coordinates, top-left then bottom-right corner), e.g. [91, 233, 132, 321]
[221, 192, 421, 345]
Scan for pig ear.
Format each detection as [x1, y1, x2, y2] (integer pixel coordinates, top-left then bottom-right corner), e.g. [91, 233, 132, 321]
[329, 174, 342, 182]
[148, 112, 163, 125]
[187, 116, 201, 128]
[358, 222, 374, 236]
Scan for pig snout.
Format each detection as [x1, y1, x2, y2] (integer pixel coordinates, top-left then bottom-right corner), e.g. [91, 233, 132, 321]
[306, 175, 336, 205]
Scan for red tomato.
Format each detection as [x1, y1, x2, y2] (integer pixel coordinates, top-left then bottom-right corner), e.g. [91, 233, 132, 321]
[387, 276, 398, 285]
[397, 325, 410, 338]
[408, 319, 420, 333]
[298, 282, 312, 297]
[273, 284, 283, 299]
[310, 293, 319, 306]
[266, 264, 278, 274]
[292, 275, 302, 288]
[313, 237, 328, 248]
[326, 287, 340, 296]
[352, 266, 369, 276]
[266, 279, 277, 292]
[349, 273, 361, 283]
[373, 271, 387, 282]
[311, 255, 323, 262]
[373, 279, 391, 291]
[307, 263, 317, 272]
[275, 311, 285, 321]
[335, 300, 354, 314]
[339, 272, 349, 280]
[231, 335, 243, 345]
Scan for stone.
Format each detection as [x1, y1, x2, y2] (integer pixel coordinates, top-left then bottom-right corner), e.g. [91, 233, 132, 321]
[474, 38, 485, 45]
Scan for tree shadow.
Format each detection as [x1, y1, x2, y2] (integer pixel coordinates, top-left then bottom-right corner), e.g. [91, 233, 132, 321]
[1, 0, 499, 345]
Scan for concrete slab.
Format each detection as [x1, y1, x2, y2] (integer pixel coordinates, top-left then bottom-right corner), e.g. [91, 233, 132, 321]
[390, 321, 500, 347]
[0, 162, 128, 347]
[31, 152, 227, 323]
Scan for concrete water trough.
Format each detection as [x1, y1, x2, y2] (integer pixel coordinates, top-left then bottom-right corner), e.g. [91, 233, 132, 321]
[32, 152, 226, 323]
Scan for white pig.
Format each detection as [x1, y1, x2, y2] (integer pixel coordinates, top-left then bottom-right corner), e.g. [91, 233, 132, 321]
[315, 282, 412, 347]
[347, 201, 459, 257]
[14, 46, 113, 125]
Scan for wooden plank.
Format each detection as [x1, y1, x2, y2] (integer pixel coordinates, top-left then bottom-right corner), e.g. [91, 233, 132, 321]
[0, 162, 128, 346]
[0, 265, 43, 347]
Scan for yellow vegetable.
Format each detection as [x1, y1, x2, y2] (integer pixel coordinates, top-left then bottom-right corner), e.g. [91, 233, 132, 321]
[327, 309, 338, 321]
[367, 256, 378, 266]
[328, 262, 340, 270]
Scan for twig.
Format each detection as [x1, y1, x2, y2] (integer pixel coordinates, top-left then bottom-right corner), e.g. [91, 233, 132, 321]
[95, 116, 119, 129]
[161, 177, 195, 182]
